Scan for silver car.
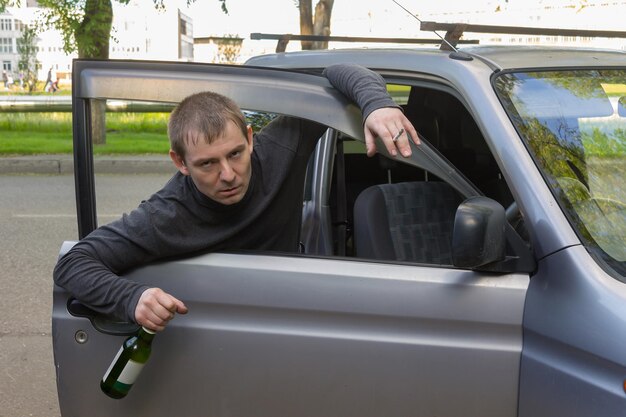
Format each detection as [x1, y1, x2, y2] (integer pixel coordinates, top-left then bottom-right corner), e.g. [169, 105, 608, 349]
[54, 45, 625, 416]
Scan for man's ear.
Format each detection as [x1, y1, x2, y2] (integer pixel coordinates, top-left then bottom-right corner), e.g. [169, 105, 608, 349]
[246, 125, 254, 154]
[169, 149, 190, 176]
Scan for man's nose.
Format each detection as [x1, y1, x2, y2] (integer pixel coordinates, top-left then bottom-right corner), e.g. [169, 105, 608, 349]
[219, 161, 236, 182]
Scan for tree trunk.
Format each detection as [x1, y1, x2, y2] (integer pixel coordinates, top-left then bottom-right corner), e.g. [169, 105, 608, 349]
[76, 0, 112, 145]
[312, 0, 334, 50]
[299, 0, 314, 50]
[299, 0, 334, 50]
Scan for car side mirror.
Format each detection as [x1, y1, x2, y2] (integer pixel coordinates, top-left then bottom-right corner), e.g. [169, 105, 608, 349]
[452, 196, 506, 268]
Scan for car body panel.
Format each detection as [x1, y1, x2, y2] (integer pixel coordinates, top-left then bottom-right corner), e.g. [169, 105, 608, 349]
[54, 249, 527, 417]
[519, 245, 626, 417]
[245, 45, 626, 72]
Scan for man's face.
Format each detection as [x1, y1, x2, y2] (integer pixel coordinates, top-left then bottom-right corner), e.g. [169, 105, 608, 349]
[170, 121, 254, 205]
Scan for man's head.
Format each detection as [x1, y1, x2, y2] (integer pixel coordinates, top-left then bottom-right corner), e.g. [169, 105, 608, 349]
[168, 91, 254, 205]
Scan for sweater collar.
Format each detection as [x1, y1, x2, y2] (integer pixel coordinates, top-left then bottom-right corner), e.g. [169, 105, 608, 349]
[186, 166, 257, 212]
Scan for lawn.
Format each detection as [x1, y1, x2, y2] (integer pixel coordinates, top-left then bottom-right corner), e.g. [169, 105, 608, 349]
[0, 112, 170, 155]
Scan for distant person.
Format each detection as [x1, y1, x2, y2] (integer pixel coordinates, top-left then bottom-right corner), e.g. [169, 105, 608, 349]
[53, 63, 420, 332]
[6, 73, 14, 89]
[2, 70, 7, 90]
[44, 67, 53, 92]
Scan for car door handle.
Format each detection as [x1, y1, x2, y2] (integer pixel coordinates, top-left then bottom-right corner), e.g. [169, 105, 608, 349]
[67, 298, 140, 336]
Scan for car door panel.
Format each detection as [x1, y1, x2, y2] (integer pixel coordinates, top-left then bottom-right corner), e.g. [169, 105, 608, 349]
[54, 250, 527, 417]
[55, 60, 530, 416]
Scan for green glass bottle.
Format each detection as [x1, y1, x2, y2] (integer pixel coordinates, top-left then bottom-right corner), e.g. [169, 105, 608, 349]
[100, 326, 155, 399]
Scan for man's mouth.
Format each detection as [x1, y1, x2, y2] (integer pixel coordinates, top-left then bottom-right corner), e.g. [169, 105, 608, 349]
[219, 185, 241, 197]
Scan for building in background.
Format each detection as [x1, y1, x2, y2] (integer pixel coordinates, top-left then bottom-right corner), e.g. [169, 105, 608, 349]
[0, 8, 25, 76]
[0, 0, 193, 84]
[194, 35, 244, 64]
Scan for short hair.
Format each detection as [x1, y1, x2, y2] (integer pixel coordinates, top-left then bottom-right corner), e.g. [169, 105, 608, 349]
[168, 91, 248, 158]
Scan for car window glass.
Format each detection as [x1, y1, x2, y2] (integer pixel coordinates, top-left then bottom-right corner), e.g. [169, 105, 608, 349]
[495, 69, 626, 278]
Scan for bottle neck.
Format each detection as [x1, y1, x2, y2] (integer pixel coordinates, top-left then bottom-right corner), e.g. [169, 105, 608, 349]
[138, 326, 156, 343]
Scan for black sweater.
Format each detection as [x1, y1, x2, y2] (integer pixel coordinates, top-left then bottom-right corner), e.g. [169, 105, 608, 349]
[53, 64, 398, 322]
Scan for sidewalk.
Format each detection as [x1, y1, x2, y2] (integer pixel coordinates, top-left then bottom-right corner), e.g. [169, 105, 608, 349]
[0, 154, 176, 175]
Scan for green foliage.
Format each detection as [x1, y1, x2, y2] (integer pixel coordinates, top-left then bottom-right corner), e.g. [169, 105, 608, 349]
[244, 111, 276, 133]
[153, 0, 227, 13]
[581, 126, 626, 157]
[36, 0, 113, 58]
[16, 25, 39, 93]
[36, 0, 84, 56]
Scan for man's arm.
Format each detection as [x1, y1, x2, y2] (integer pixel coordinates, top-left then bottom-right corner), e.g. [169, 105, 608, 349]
[53, 200, 188, 331]
[323, 63, 420, 157]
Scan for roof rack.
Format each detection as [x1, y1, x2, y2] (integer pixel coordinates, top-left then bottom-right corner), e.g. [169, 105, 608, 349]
[249, 33, 479, 53]
[421, 21, 626, 50]
[252, 22, 626, 53]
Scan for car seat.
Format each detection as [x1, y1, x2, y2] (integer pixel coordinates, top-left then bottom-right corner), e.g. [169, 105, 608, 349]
[353, 181, 463, 264]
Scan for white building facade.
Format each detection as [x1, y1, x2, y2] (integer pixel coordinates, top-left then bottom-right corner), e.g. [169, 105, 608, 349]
[0, 0, 193, 84]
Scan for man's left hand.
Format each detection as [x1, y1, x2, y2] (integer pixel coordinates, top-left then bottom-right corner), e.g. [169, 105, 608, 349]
[363, 107, 420, 158]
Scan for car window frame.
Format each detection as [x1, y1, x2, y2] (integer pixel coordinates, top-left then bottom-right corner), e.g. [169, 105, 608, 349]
[72, 59, 483, 238]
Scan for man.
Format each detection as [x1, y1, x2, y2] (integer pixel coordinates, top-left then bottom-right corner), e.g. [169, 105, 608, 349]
[44, 67, 52, 92]
[54, 63, 420, 332]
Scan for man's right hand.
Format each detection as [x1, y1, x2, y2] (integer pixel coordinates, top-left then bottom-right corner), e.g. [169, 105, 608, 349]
[134, 287, 188, 332]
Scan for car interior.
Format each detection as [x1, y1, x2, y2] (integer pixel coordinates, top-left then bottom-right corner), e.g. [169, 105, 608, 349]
[307, 84, 521, 264]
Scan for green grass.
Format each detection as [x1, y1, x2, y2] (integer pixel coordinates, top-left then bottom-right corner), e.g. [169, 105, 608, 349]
[0, 112, 169, 155]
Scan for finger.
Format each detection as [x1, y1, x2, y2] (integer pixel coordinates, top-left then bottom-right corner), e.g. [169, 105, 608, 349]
[370, 122, 398, 157]
[137, 298, 173, 324]
[363, 129, 378, 157]
[135, 288, 176, 329]
[381, 131, 398, 156]
[144, 309, 171, 328]
[405, 122, 421, 146]
[171, 297, 188, 315]
[139, 291, 173, 320]
[158, 293, 188, 315]
[135, 305, 167, 332]
[139, 317, 166, 333]
[390, 127, 410, 158]
[153, 292, 190, 320]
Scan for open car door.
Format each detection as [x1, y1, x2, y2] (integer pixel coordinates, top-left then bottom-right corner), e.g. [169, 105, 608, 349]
[53, 59, 529, 417]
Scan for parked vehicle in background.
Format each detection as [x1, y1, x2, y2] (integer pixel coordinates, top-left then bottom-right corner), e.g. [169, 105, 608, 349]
[53, 25, 625, 417]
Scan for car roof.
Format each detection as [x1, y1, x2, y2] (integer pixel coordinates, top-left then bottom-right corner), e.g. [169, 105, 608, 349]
[245, 45, 626, 73]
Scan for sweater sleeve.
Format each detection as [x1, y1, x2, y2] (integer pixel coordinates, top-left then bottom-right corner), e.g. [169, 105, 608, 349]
[322, 63, 400, 121]
[53, 204, 161, 323]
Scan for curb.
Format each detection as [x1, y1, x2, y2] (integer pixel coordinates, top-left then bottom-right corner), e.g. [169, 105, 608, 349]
[0, 155, 176, 175]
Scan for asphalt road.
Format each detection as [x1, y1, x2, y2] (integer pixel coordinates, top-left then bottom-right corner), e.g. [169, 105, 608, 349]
[0, 172, 173, 417]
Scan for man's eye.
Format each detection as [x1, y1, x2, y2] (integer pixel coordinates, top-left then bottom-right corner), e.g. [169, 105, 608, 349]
[230, 151, 241, 158]
[201, 161, 213, 167]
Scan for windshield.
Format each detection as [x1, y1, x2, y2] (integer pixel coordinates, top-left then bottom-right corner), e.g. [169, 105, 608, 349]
[495, 69, 626, 278]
